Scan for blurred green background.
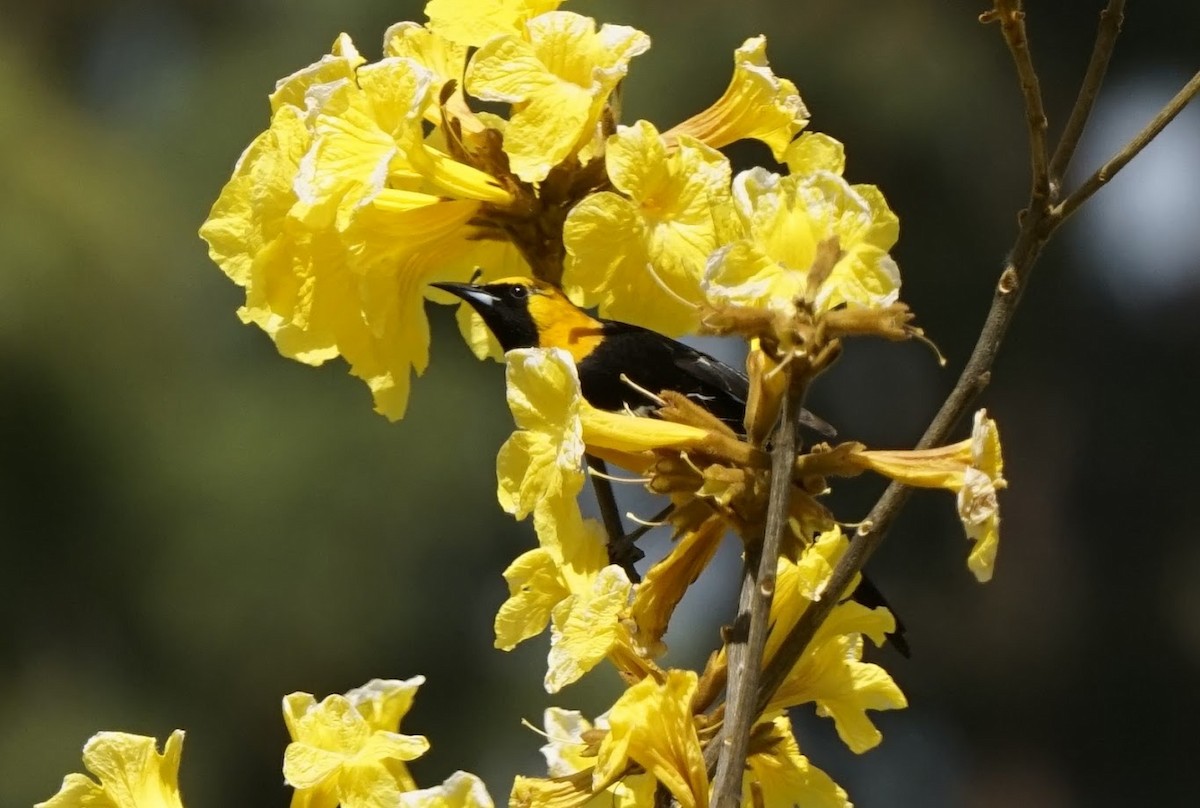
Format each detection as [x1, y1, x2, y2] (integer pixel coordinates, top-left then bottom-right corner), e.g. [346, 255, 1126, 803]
[5, 1, 1199, 806]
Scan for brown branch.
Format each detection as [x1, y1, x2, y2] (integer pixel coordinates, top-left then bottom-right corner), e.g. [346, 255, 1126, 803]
[709, 380, 806, 808]
[1055, 69, 1200, 223]
[1047, 0, 1126, 185]
[988, 0, 1052, 204]
[756, 258, 1034, 709]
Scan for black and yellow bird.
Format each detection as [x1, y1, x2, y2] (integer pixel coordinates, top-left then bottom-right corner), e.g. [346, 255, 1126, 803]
[432, 277, 753, 428]
[432, 276, 909, 656]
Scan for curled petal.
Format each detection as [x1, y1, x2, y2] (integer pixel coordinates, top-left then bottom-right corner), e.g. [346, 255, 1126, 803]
[666, 36, 808, 160]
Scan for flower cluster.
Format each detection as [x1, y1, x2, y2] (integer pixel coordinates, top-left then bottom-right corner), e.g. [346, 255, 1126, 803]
[38, 678, 493, 808]
[42, 1, 1010, 807]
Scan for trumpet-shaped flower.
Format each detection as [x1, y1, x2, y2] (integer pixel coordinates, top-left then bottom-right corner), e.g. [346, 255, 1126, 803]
[494, 493, 633, 692]
[627, 515, 726, 657]
[426, 0, 562, 47]
[200, 34, 514, 421]
[396, 771, 494, 808]
[383, 23, 470, 126]
[704, 146, 900, 316]
[465, 11, 650, 182]
[520, 708, 656, 808]
[283, 683, 430, 808]
[764, 551, 906, 754]
[36, 731, 186, 808]
[563, 121, 732, 335]
[546, 564, 633, 692]
[498, 348, 710, 518]
[493, 498, 607, 652]
[497, 348, 588, 518]
[666, 36, 808, 160]
[745, 715, 849, 808]
[850, 410, 1005, 581]
[539, 708, 601, 776]
[594, 670, 708, 808]
[733, 528, 908, 754]
[495, 547, 572, 652]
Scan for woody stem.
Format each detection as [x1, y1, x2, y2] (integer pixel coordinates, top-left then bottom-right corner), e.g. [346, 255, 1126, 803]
[709, 376, 806, 807]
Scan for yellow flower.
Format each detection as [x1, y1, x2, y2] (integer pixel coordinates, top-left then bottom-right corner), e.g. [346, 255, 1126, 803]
[343, 677, 427, 744]
[783, 131, 845, 176]
[396, 771, 494, 808]
[496, 348, 588, 518]
[36, 731, 186, 808]
[530, 708, 657, 808]
[594, 670, 708, 808]
[745, 715, 848, 808]
[626, 516, 726, 657]
[494, 492, 606, 647]
[738, 528, 907, 754]
[465, 11, 650, 182]
[538, 708, 601, 776]
[283, 684, 430, 808]
[382, 22, 471, 128]
[767, 601, 906, 754]
[495, 547, 571, 651]
[493, 495, 634, 692]
[200, 34, 514, 421]
[546, 564, 633, 693]
[762, 527, 846, 661]
[497, 348, 710, 518]
[563, 120, 732, 335]
[510, 773, 596, 808]
[425, 0, 563, 47]
[850, 410, 1005, 582]
[665, 36, 808, 160]
[703, 150, 901, 316]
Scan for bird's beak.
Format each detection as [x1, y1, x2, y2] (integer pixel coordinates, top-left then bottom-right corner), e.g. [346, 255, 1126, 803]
[430, 282, 499, 310]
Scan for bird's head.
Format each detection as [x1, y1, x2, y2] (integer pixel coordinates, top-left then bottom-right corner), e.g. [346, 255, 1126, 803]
[430, 277, 598, 354]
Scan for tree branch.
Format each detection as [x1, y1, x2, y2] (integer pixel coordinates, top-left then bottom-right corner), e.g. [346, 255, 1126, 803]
[754, 0, 1195, 715]
[1055, 69, 1200, 223]
[709, 380, 806, 808]
[1047, 0, 1126, 184]
[988, 0, 1051, 203]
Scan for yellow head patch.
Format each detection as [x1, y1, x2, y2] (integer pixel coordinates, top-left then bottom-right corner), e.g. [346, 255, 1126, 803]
[494, 278, 604, 364]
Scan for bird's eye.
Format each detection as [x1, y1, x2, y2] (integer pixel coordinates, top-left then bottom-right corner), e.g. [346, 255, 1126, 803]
[510, 285, 530, 299]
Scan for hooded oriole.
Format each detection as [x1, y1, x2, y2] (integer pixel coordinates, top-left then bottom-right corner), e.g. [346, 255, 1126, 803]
[433, 276, 909, 656]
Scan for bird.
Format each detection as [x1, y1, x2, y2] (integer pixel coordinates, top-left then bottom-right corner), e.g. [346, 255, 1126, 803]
[432, 275, 909, 656]
[432, 276, 755, 428]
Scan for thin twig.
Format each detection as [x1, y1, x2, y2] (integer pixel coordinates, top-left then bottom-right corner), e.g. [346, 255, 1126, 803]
[586, 456, 642, 582]
[989, 0, 1052, 203]
[1047, 0, 1126, 184]
[709, 380, 806, 808]
[1056, 70, 1200, 222]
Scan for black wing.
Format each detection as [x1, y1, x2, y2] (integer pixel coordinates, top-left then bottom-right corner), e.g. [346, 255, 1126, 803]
[575, 321, 748, 427]
[585, 320, 835, 436]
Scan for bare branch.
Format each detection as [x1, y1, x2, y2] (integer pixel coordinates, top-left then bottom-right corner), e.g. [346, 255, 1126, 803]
[710, 381, 806, 808]
[1047, 0, 1126, 184]
[1056, 69, 1200, 223]
[756, 260, 1031, 708]
[987, 0, 1052, 203]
